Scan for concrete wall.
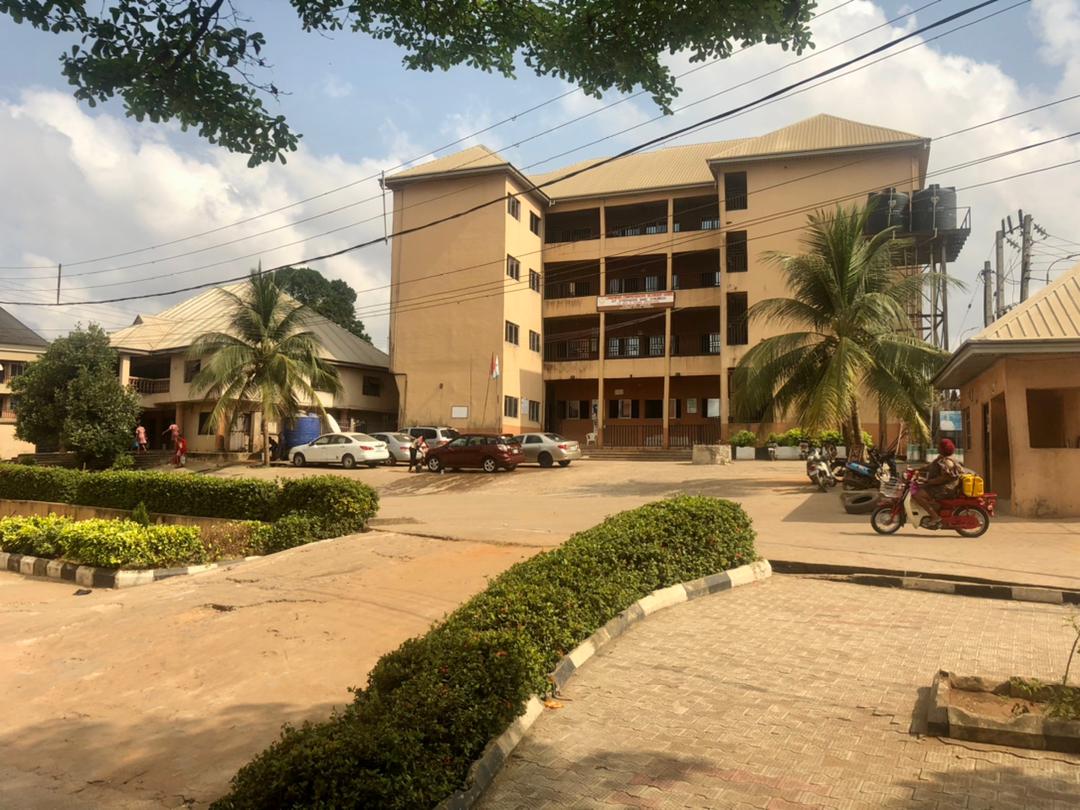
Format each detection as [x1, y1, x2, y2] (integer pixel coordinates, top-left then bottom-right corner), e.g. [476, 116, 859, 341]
[959, 354, 1080, 517]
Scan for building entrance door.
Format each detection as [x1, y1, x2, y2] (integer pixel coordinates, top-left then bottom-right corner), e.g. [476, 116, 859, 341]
[988, 394, 1011, 500]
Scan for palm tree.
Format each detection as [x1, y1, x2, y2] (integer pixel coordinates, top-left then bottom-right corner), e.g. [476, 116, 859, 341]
[731, 204, 950, 453]
[189, 271, 342, 466]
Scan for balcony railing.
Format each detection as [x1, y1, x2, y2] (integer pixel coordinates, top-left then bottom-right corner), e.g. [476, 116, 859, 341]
[545, 338, 599, 362]
[545, 279, 596, 300]
[546, 226, 598, 244]
[605, 275, 664, 294]
[606, 220, 668, 238]
[130, 376, 170, 394]
[672, 272, 721, 290]
[669, 423, 721, 447]
[605, 424, 664, 447]
[671, 333, 722, 356]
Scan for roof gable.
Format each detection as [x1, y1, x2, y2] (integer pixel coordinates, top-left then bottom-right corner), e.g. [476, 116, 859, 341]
[708, 114, 925, 163]
[0, 307, 48, 349]
[972, 262, 1080, 342]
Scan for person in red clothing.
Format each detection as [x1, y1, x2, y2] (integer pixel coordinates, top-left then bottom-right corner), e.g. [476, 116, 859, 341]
[173, 433, 188, 467]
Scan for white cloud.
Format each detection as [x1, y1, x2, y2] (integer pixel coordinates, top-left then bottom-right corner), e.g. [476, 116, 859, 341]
[321, 74, 354, 99]
[0, 89, 424, 349]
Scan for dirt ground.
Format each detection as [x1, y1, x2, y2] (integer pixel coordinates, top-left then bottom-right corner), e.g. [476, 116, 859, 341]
[2, 457, 1078, 808]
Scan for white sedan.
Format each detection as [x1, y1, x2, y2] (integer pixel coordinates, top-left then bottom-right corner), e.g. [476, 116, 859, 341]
[289, 433, 390, 469]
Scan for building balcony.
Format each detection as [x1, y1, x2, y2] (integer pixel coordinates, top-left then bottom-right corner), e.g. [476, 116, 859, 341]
[545, 338, 599, 363]
[672, 333, 723, 357]
[543, 296, 597, 318]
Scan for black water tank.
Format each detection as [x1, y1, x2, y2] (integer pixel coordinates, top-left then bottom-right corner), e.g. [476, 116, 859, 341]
[911, 184, 957, 232]
[866, 189, 909, 233]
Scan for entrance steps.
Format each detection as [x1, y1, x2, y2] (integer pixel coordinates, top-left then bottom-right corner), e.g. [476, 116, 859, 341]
[583, 447, 693, 462]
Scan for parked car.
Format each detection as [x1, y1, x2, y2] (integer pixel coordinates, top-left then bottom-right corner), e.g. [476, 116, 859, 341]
[404, 426, 460, 449]
[514, 433, 582, 467]
[425, 434, 524, 473]
[290, 433, 390, 468]
[370, 432, 415, 465]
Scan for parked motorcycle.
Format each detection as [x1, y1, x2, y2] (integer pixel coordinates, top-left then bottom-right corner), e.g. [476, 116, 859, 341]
[842, 447, 898, 491]
[870, 468, 995, 537]
[805, 446, 839, 491]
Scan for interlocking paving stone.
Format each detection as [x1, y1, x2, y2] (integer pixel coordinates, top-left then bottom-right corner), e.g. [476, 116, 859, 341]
[479, 577, 1080, 809]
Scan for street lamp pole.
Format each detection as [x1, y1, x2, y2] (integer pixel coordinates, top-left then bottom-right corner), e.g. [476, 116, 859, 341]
[1044, 253, 1080, 284]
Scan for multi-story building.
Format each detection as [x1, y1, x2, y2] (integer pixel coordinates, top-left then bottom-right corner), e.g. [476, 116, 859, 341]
[386, 114, 933, 447]
[0, 308, 49, 458]
[109, 283, 397, 453]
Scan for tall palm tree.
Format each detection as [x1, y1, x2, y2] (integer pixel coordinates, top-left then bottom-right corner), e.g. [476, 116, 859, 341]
[731, 204, 950, 452]
[189, 271, 342, 466]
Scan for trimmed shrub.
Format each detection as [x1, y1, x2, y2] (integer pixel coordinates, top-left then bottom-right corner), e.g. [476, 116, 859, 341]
[253, 515, 323, 555]
[730, 429, 757, 448]
[817, 429, 844, 446]
[0, 465, 80, 503]
[0, 515, 203, 568]
[213, 496, 756, 809]
[199, 521, 267, 561]
[72, 471, 279, 520]
[275, 475, 379, 535]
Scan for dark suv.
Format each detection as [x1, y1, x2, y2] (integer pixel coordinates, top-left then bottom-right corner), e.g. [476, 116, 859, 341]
[425, 434, 525, 473]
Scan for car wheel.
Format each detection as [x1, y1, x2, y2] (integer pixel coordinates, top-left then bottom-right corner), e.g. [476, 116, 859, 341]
[386, 455, 397, 466]
[538, 452, 554, 468]
[482, 458, 497, 473]
[427, 456, 442, 472]
[558, 460, 571, 467]
[341, 454, 356, 469]
[292, 453, 305, 467]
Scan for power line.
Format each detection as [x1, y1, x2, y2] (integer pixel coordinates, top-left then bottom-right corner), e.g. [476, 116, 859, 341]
[0, 0, 860, 272]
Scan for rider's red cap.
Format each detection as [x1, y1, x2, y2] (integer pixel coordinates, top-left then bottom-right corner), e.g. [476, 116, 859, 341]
[938, 438, 956, 455]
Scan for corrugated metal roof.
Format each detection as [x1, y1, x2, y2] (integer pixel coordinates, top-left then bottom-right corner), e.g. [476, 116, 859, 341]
[708, 114, 925, 163]
[529, 139, 745, 201]
[972, 261, 1080, 341]
[386, 145, 510, 182]
[110, 283, 389, 369]
[0, 307, 48, 348]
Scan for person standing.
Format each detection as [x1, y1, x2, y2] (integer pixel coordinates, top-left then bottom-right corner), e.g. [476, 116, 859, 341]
[408, 436, 419, 471]
[413, 435, 428, 473]
[135, 424, 147, 453]
[173, 433, 188, 467]
[163, 423, 179, 451]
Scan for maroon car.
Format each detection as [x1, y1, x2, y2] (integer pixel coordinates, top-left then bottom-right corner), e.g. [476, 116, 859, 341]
[425, 434, 525, 473]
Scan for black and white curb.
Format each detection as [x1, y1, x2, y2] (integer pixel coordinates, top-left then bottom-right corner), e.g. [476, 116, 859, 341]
[437, 559, 772, 810]
[771, 560, 1080, 606]
[0, 551, 236, 589]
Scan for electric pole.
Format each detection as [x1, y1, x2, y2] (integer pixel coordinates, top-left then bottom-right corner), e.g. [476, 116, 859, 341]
[994, 227, 1005, 318]
[982, 260, 993, 327]
[1019, 210, 1033, 303]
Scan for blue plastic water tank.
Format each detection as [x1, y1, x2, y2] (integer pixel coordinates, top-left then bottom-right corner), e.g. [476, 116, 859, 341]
[284, 414, 322, 452]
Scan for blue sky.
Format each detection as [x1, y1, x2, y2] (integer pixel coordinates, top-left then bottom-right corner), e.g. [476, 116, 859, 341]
[1, 0, 1079, 347]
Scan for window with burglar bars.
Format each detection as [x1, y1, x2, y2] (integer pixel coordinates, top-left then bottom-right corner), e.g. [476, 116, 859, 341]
[529, 211, 542, 236]
[725, 231, 748, 273]
[504, 395, 518, 418]
[507, 195, 520, 219]
[726, 292, 749, 345]
[505, 321, 519, 345]
[506, 255, 520, 280]
[529, 330, 541, 352]
[724, 171, 747, 210]
[529, 269, 541, 292]
[528, 400, 541, 422]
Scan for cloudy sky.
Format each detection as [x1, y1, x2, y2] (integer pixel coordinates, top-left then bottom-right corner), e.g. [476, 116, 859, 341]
[1, 0, 1079, 350]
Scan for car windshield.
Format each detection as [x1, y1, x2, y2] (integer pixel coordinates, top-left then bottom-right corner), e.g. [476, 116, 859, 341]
[544, 433, 565, 442]
[349, 433, 377, 442]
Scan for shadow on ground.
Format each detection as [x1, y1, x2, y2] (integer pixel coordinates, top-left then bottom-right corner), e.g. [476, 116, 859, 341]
[0, 701, 339, 809]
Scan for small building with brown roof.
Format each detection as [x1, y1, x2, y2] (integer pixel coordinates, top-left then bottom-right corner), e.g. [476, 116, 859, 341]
[933, 263, 1080, 517]
[0, 307, 49, 458]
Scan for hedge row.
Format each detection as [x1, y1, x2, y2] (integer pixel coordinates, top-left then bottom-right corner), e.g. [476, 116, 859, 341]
[0, 515, 204, 569]
[0, 466, 379, 530]
[212, 495, 757, 809]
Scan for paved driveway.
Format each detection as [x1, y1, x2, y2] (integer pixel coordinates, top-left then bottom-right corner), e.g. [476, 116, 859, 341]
[218, 460, 1080, 589]
[0, 532, 530, 809]
[480, 577, 1080, 809]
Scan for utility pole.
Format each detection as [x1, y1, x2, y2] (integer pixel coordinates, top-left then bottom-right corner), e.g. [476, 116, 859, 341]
[55, 263, 62, 305]
[982, 260, 993, 327]
[994, 227, 1005, 318]
[1019, 210, 1033, 303]
[940, 241, 949, 352]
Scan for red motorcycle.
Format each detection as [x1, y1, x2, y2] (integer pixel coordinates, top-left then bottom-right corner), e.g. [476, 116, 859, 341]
[870, 468, 996, 538]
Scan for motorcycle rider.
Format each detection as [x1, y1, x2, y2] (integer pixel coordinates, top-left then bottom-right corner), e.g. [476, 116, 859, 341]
[911, 438, 963, 528]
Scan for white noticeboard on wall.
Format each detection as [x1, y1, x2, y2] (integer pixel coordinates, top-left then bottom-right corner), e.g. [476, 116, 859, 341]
[451, 405, 469, 419]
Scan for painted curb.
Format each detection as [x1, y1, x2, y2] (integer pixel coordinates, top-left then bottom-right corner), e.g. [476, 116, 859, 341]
[0, 551, 253, 589]
[771, 561, 1080, 606]
[436, 558, 772, 810]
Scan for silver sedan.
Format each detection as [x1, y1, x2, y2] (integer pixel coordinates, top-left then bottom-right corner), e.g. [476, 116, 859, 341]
[513, 433, 583, 467]
[370, 432, 416, 465]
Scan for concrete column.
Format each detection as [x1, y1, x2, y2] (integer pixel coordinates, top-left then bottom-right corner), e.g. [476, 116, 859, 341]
[662, 307, 672, 449]
[597, 310, 606, 448]
[667, 197, 674, 243]
[119, 354, 131, 387]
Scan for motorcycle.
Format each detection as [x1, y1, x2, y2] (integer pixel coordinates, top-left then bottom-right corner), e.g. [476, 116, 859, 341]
[805, 446, 840, 491]
[842, 447, 898, 491]
[870, 468, 995, 537]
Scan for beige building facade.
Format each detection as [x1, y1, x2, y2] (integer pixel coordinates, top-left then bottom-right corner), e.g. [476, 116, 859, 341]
[0, 309, 49, 459]
[387, 115, 936, 446]
[110, 284, 397, 454]
[934, 264, 1080, 517]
